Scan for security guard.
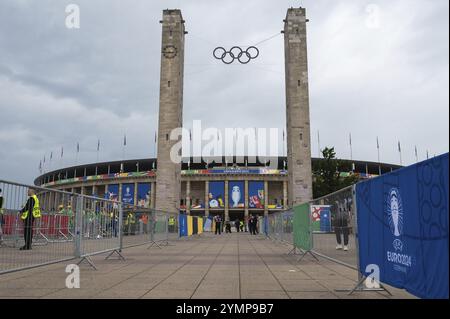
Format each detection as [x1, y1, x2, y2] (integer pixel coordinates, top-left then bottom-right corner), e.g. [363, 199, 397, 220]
[168, 215, 175, 233]
[125, 211, 136, 235]
[20, 188, 41, 250]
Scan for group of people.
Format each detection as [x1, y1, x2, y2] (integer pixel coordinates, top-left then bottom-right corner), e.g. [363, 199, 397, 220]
[213, 214, 260, 235]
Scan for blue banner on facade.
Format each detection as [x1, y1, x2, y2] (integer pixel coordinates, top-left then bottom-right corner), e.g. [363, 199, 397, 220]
[106, 184, 119, 201]
[208, 181, 225, 208]
[122, 183, 135, 205]
[137, 183, 151, 208]
[179, 214, 187, 237]
[356, 153, 449, 299]
[229, 181, 245, 208]
[249, 181, 264, 209]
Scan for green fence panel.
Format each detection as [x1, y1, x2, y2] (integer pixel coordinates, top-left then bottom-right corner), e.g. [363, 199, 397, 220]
[293, 203, 312, 251]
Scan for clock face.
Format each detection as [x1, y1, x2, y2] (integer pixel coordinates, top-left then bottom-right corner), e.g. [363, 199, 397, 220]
[163, 45, 177, 59]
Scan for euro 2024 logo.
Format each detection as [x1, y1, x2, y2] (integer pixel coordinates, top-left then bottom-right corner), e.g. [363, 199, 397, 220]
[387, 188, 404, 252]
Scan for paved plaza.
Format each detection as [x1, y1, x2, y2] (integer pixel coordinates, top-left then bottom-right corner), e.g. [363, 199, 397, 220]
[0, 233, 415, 299]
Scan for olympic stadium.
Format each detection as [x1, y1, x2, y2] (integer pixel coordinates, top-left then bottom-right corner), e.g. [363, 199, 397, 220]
[33, 156, 401, 221]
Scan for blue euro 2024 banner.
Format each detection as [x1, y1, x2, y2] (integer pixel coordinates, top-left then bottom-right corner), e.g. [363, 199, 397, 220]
[249, 181, 264, 209]
[106, 184, 119, 200]
[208, 181, 225, 208]
[122, 183, 135, 205]
[229, 181, 244, 208]
[356, 153, 449, 299]
[137, 183, 151, 208]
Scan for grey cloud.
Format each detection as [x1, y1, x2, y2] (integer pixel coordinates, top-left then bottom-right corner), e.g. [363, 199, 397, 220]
[0, 0, 448, 184]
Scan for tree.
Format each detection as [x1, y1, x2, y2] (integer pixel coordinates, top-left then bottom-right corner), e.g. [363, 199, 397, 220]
[312, 147, 359, 199]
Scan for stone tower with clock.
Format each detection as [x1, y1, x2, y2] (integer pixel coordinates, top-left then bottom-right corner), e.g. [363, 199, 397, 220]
[284, 7, 313, 206]
[155, 9, 186, 213]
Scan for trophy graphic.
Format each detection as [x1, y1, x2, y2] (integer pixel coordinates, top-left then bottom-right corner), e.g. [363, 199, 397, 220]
[388, 189, 403, 237]
[231, 186, 241, 207]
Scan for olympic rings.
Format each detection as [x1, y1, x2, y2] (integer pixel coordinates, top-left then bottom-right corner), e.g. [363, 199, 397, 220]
[213, 46, 259, 64]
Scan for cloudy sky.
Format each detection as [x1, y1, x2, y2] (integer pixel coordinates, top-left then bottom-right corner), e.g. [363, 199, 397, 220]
[0, 0, 448, 184]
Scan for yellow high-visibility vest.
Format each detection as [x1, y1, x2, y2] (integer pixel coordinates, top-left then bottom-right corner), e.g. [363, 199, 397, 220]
[168, 217, 175, 226]
[21, 195, 41, 219]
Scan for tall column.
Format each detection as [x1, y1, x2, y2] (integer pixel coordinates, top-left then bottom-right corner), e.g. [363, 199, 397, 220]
[284, 7, 313, 207]
[186, 180, 191, 215]
[283, 181, 288, 209]
[224, 180, 229, 221]
[154, 9, 186, 213]
[134, 182, 138, 206]
[264, 180, 269, 217]
[205, 181, 209, 217]
[151, 182, 156, 209]
[244, 180, 249, 218]
[119, 184, 122, 204]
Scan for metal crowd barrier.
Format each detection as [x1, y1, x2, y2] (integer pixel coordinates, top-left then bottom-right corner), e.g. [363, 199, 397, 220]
[265, 186, 358, 270]
[0, 179, 180, 275]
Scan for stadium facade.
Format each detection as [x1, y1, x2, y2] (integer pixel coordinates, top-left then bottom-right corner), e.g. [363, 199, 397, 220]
[34, 157, 401, 221]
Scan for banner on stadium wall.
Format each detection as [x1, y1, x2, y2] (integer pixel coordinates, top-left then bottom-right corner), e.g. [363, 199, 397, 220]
[137, 183, 151, 208]
[293, 203, 312, 251]
[208, 181, 225, 208]
[249, 181, 264, 209]
[229, 181, 245, 208]
[179, 214, 187, 237]
[311, 205, 332, 232]
[356, 153, 449, 299]
[106, 184, 119, 201]
[122, 183, 135, 205]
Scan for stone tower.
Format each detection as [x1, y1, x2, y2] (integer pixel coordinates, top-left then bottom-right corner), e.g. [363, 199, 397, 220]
[284, 7, 313, 206]
[155, 9, 185, 213]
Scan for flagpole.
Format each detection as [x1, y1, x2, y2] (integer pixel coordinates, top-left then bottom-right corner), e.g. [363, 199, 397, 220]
[377, 137, 381, 175]
[415, 146, 418, 163]
[398, 141, 403, 166]
[97, 139, 100, 163]
[154, 131, 157, 159]
[76, 142, 79, 166]
[349, 133, 353, 161]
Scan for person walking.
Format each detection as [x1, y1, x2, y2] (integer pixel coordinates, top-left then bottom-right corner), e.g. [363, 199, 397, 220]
[234, 219, 240, 233]
[225, 220, 232, 233]
[253, 216, 259, 235]
[239, 220, 244, 232]
[214, 215, 222, 235]
[19, 188, 41, 250]
[334, 200, 350, 251]
[248, 214, 254, 235]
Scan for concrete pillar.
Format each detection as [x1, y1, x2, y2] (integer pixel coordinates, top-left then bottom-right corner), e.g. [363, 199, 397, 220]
[224, 180, 229, 221]
[186, 180, 191, 215]
[244, 180, 249, 218]
[119, 184, 122, 204]
[154, 9, 186, 214]
[134, 182, 138, 206]
[283, 181, 288, 209]
[284, 7, 313, 207]
[264, 180, 269, 217]
[205, 181, 209, 217]
[151, 182, 156, 209]
[92, 185, 97, 197]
